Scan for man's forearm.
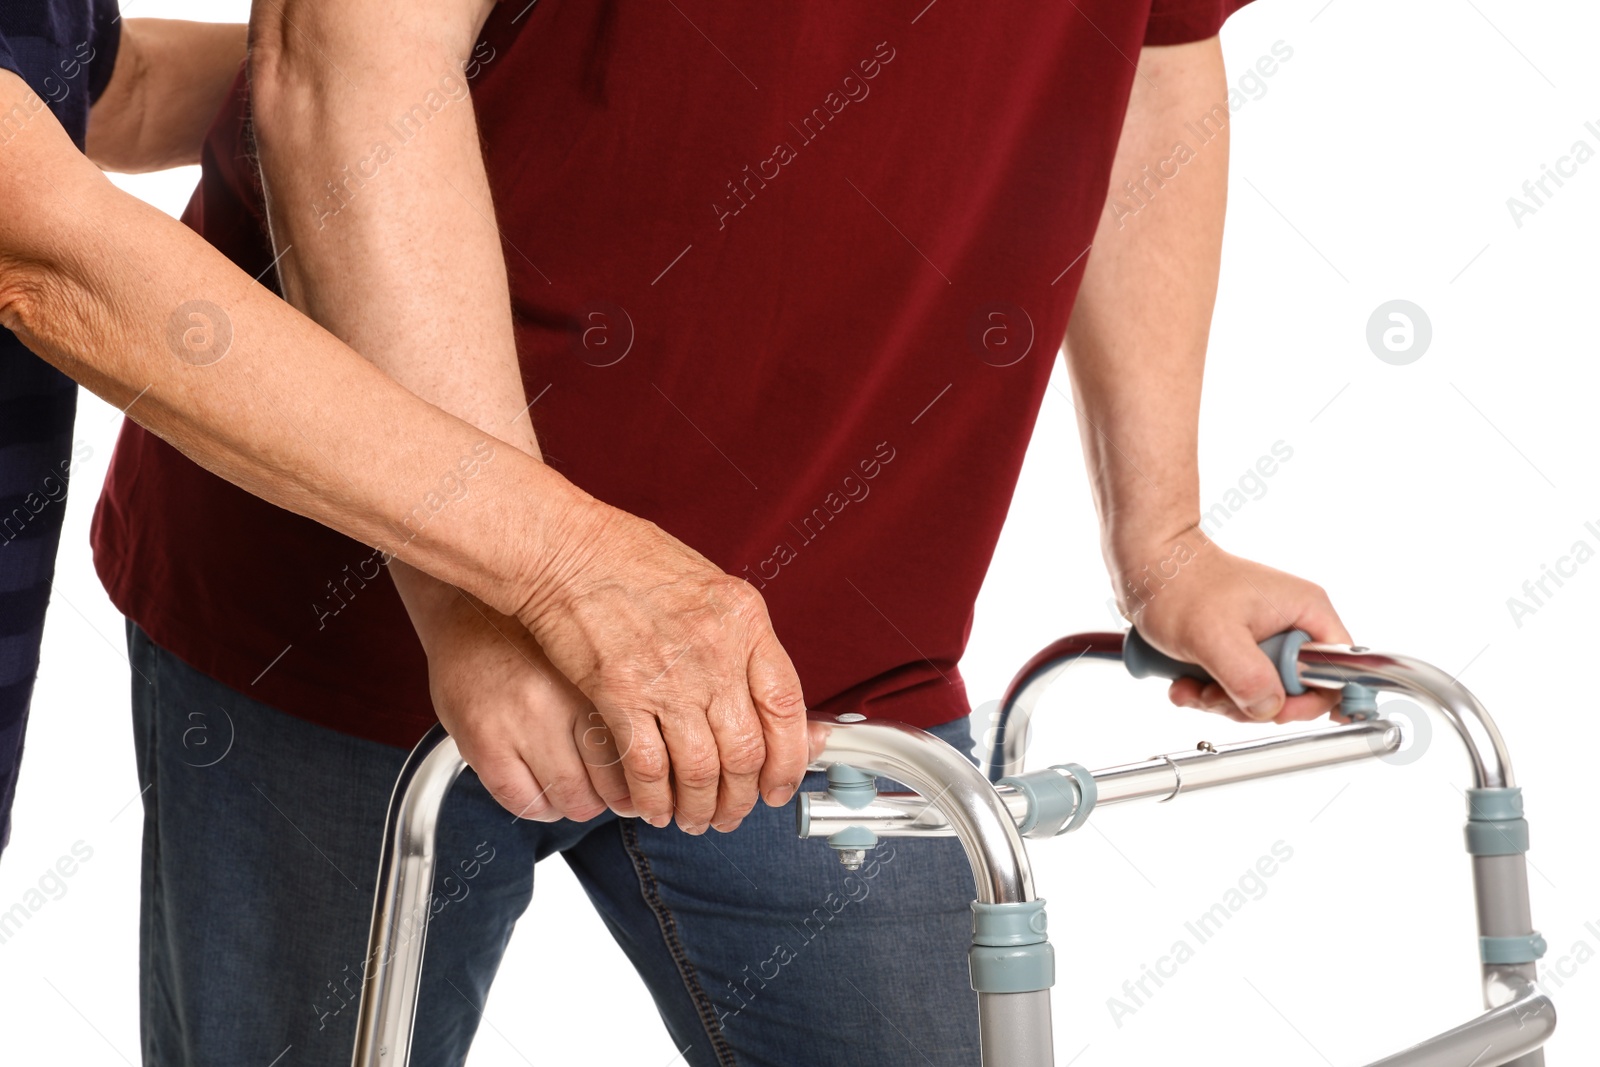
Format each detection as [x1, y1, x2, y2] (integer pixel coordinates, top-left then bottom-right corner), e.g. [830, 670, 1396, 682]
[1065, 37, 1228, 595]
[249, 0, 533, 453]
[0, 69, 582, 622]
[248, 0, 539, 638]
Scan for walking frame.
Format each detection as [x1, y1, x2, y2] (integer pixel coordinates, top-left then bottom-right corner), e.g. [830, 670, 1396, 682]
[350, 630, 1556, 1066]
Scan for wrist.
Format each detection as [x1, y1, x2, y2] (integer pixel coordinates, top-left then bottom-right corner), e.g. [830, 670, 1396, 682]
[1104, 513, 1207, 578]
[499, 461, 610, 633]
[1104, 518, 1213, 621]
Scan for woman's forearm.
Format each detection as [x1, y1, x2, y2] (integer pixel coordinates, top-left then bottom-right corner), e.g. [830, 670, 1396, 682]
[86, 19, 249, 173]
[1, 69, 582, 620]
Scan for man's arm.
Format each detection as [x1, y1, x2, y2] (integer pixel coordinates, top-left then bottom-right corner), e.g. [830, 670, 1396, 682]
[86, 18, 249, 173]
[1065, 37, 1350, 723]
[248, 2, 807, 833]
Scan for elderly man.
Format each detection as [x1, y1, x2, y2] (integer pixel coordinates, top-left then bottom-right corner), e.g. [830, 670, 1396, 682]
[75, 1, 1356, 1064]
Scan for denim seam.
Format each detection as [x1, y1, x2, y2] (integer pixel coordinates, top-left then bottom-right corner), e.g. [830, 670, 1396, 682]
[134, 627, 169, 1067]
[618, 819, 738, 1067]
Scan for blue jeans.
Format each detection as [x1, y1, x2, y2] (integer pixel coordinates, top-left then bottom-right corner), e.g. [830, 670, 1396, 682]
[127, 623, 982, 1066]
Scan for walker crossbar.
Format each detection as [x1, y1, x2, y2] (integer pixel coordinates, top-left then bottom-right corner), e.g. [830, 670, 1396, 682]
[800, 719, 1404, 838]
[351, 631, 1555, 1067]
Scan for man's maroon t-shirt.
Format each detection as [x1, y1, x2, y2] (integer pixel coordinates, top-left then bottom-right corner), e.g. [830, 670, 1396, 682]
[93, 1, 1249, 750]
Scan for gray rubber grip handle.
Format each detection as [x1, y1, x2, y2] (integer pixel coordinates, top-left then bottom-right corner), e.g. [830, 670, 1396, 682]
[1123, 628, 1309, 696]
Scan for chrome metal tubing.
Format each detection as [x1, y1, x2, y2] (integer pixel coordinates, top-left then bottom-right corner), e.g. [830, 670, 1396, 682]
[803, 721, 1401, 839]
[1290, 646, 1514, 790]
[809, 714, 1036, 904]
[978, 990, 1054, 1066]
[985, 635, 1514, 793]
[1358, 971, 1554, 1067]
[351, 723, 469, 1067]
[810, 715, 1053, 1067]
[984, 631, 1125, 781]
[1289, 645, 1536, 1047]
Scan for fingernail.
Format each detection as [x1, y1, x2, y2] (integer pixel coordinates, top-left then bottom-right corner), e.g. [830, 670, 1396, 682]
[712, 820, 740, 834]
[646, 813, 671, 828]
[766, 784, 796, 807]
[1246, 697, 1281, 721]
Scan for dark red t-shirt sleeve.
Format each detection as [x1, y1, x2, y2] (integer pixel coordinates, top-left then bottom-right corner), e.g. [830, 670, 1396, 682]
[1144, 0, 1254, 46]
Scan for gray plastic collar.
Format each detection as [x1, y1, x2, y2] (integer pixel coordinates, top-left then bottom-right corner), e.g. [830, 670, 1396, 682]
[969, 900, 1055, 993]
[1466, 787, 1525, 822]
[1465, 819, 1529, 855]
[1463, 787, 1529, 855]
[1481, 933, 1548, 965]
[999, 763, 1097, 840]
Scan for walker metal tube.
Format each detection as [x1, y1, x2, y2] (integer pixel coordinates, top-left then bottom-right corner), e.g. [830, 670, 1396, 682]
[351, 723, 469, 1067]
[985, 631, 1125, 781]
[1359, 972, 1553, 1067]
[809, 715, 1052, 1066]
[802, 720, 1401, 838]
[978, 991, 1055, 1066]
[1290, 647, 1514, 790]
[1282, 645, 1539, 1061]
[809, 715, 1036, 904]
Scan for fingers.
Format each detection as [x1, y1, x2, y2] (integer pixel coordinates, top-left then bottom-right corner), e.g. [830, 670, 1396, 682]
[746, 629, 809, 808]
[609, 710, 675, 829]
[1172, 585, 1353, 723]
[1190, 625, 1287, 722]
[517, 732, 609, 823]
[705, 690, 763, 832]
[574, 708, 635, 817]
[519, 504, 810, 829]
[1275, 587, 1351, 723]
[472, 748, 560, 822]
[1295, 594, 1353, 647]
[656, 705, 722, 834]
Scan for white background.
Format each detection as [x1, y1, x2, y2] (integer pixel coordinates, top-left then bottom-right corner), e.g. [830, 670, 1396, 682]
[2, 0, 1596, 1064]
